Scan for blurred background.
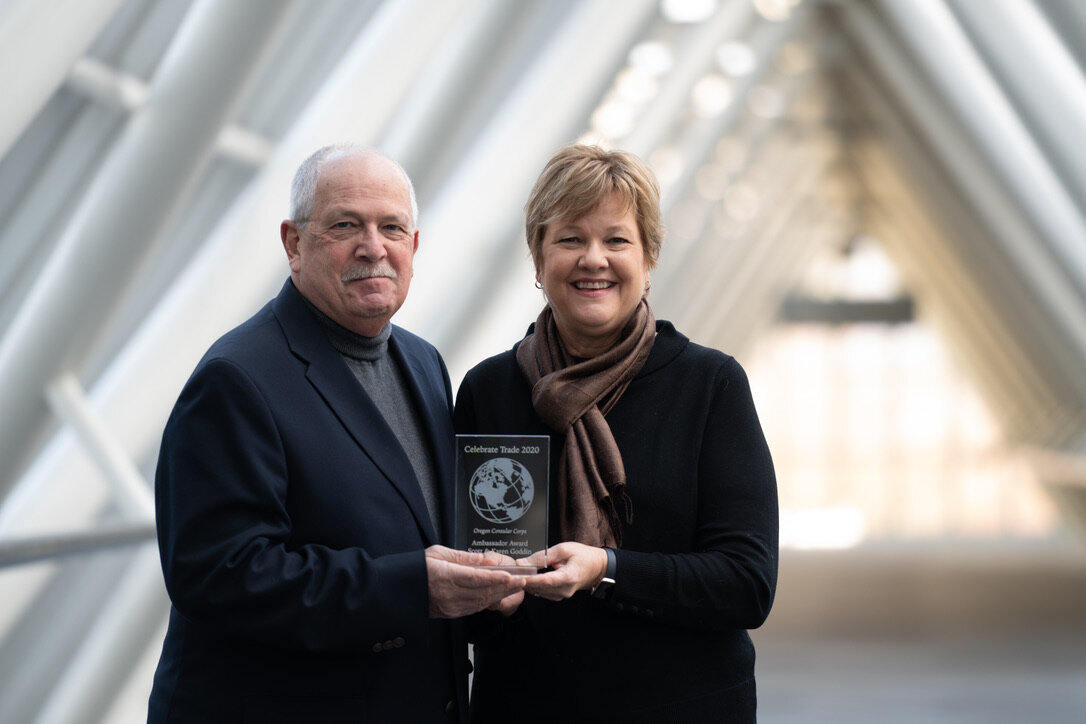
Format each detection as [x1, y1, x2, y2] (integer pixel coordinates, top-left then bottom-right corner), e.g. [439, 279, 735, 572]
[1, 0, 1085, 721]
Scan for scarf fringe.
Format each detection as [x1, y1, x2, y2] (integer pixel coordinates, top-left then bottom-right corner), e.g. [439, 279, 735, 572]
[603, 491, 634, 548]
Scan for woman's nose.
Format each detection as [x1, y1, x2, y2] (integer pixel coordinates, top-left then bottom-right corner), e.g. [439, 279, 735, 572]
[580, 239, 606, 268]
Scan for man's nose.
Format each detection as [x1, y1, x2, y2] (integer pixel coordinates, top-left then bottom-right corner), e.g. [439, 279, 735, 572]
[355, 225, 387, 258]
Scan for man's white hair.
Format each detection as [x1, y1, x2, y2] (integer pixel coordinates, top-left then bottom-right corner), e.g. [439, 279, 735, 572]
[289, 144, 418, 229]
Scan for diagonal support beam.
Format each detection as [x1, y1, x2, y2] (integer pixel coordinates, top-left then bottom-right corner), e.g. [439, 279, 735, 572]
[45, 374, 154, 522]
[0, 0, 298, 495]
[0, 0, 126, 157]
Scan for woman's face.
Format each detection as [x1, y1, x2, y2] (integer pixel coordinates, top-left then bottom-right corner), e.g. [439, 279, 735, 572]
[538, 192, 649, 357]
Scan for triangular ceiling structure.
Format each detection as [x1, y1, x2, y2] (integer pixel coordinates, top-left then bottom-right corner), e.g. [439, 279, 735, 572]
[1, 0, 1085, 720]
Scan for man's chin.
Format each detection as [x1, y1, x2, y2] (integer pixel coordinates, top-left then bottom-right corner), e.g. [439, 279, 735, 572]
[348, 299, 404, 330]
[350, 289, 398, 312]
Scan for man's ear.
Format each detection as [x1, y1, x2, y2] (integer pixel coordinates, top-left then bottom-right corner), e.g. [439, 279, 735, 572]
[281, 220, 301, 271]
[412, 229, 419, 253]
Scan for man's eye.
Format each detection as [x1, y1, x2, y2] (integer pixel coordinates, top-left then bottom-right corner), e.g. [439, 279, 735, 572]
[332, 221, 353, 229]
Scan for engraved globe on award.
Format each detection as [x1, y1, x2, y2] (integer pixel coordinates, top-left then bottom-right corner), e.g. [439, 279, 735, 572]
[469, 457, 535, 525]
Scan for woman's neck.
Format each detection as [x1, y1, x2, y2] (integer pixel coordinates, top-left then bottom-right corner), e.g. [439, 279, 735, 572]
[556, 328, 622, 359]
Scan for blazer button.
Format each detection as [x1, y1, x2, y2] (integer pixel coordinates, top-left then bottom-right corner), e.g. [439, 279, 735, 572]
[393, 636, 405, 648]
[371, 642, 383, 654]
[382, 640, 395, 651]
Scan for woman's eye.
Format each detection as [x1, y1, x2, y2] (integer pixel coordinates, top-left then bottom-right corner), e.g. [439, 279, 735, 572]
[558, 237, 580, 245]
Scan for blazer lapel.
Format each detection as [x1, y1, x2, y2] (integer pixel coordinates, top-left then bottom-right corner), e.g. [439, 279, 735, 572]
[272, 281, 439, 544]
[389, 333, 456, 546]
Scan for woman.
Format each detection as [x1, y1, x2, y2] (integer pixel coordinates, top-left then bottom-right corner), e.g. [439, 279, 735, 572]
[454, 144, 778, 722]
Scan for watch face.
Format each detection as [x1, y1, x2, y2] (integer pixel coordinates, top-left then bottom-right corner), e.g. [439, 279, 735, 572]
[592, 577, 616, 600]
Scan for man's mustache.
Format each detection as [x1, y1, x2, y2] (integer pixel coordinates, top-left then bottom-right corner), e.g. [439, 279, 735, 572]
[342, 264, 398, 282]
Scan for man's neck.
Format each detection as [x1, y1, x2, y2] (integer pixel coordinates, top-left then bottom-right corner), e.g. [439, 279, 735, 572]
[303, 298, 391, 361]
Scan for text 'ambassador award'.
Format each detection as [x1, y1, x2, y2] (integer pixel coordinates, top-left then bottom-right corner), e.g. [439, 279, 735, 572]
[455, 434, 549, 570]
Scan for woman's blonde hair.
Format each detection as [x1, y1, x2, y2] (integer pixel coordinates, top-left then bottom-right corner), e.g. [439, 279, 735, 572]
[524, 144, 663, 273]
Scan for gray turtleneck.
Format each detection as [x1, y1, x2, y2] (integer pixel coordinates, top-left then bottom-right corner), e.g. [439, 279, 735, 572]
[307, 304, 443, 540]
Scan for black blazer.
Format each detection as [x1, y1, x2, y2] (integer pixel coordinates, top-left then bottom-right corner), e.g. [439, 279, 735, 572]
[148, 279, 466, 723]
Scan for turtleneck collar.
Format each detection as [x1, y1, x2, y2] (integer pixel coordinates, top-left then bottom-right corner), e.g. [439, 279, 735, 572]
[303, 298, 391, 362]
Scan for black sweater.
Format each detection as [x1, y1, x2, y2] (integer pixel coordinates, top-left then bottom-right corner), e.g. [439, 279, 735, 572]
[454, 320, 778, 723]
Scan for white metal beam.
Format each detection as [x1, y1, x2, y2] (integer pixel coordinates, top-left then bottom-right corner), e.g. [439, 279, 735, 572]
[397, 0, 658, 323]
[652, 14, 814, 296]
[0, 524, 156, 568]
[399, 0, 659, 374]
[0, 0, 127, 156]
[45, 374, 154, 522]
[873, 0, 1086, 320]
[64, 56, 273, 169]
[841, 0, 1086, 439]
[66, 56, 149, 112]
[34, 546, 168, 724]
[0, 551, 134, 724]
[623, 0, 757, 161]
[945, 0, 1086, 279]
[0, 0, 299, 495]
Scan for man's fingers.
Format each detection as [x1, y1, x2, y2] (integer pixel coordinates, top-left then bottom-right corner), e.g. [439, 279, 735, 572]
[427, 556, 529, 618]
[426, 545, 486, 566]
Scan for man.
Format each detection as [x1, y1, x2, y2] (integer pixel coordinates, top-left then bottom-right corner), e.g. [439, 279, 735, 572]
[148, 145, 524, 722]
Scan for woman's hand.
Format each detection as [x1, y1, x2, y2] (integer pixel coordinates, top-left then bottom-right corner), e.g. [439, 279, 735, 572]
[519, 542, 608, 601]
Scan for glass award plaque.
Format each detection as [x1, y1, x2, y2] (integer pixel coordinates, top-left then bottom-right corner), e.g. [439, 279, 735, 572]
[455, 434, 549, 572]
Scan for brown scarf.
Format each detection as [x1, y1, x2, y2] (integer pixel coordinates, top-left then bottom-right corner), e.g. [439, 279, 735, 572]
[515, 300, 656, 547]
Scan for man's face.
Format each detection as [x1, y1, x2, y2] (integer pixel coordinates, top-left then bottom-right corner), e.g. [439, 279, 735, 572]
[281, 153, 418, 337]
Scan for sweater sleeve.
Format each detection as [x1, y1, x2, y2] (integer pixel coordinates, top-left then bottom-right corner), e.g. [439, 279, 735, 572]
[606, 356, 779, 630]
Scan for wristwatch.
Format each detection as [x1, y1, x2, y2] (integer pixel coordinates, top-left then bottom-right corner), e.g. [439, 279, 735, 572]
[591, 547, 617, 600]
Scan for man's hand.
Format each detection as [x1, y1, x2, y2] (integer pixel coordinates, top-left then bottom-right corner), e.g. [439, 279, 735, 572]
[425, 546, 527, 618]
[488, 589, 526, 617]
